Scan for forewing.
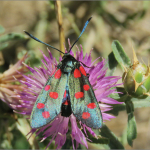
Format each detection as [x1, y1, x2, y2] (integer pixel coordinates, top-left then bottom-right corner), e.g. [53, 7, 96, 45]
[31, 69, 67, 128]
[69, 67, 103, 128]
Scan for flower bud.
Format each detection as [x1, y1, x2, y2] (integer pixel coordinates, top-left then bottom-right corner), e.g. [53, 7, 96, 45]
[122, 47, 150, 98]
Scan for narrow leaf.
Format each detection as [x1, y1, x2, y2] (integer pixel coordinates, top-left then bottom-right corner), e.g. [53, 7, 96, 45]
[0, 33, 27, 43]
[111, 40, 131, 70]
[106, 52, 118, 76]
[107, 103, 126, 116]
[127, 112, 137, 146]
[0, 43, 9, 51]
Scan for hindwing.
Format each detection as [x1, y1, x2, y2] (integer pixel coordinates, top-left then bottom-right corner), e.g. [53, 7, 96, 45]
[69, 66, 103, 129]
[30, 68, 67, 128]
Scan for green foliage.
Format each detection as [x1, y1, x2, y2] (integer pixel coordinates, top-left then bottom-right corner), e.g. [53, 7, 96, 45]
[111, 40, 131, 70]
[125, 100, 137, 146]
[127, 113, 137, 147]
[106, 52, 118, 76]
[0, 33, 27, 43]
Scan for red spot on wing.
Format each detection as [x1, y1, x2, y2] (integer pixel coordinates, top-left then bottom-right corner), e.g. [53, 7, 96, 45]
[87, 103, 96, 109]
[42, 111, 50, 118]
[75, 92, 84, 99]
[63, 100, 70, 105]
[49, 92, 58, 99]
[54, 69, 62, 79]
[83, 84, 90, 91]
[44, 85, 50, 91]
[74, 69, 81, 78]
[82, 112, 90, 119]
[64, 90, 66, 98]
[79, 66, 86, 76]
[37, 103, 45, 109]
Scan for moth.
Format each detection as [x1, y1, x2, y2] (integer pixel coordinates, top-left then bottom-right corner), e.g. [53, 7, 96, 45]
[24, 17, 103, 129]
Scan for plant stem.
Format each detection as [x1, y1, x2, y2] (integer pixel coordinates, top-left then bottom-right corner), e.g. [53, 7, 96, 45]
[55, 1, 65, 56]
[100, 124, 124, 149]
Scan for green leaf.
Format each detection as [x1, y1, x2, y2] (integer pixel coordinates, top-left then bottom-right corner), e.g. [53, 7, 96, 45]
[111, 40, 131, 70]
[0, 25, 5, 34]
[120, 127, 128, 146]
[0, 33, 27, 43]
[106, 52, 118, 76]
[107, 103, 126, 116]
[127, 112, 137, 146]
[100, 124, 124, 149]
[0, 43, 9, 51]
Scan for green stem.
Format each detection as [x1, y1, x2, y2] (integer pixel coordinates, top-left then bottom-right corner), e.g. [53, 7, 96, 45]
[100, 124, 124, 149]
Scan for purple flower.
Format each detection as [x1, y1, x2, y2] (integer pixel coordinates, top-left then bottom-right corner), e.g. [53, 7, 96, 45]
[13, 42, 122, 149]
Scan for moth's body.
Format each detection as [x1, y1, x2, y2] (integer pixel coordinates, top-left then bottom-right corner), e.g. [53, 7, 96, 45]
[59, 54, 79, 117]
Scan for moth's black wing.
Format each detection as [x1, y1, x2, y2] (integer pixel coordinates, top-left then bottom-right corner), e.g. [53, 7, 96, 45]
[69, 66, 103, 129]
[31, 69, 67, 128]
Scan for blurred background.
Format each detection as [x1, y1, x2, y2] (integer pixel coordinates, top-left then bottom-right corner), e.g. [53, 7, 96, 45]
[0, 1, 150, 149]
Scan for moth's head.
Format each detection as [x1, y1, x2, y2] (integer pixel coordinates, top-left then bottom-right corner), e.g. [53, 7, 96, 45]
[62, 53, 74, 60]
[61, 53, 77, 73]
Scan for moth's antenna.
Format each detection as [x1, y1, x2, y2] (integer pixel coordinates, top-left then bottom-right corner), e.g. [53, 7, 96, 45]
[24, 30, 65, 54]
[68, 16, 92, 53]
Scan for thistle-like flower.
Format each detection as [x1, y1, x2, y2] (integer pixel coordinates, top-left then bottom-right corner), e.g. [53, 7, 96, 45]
[13, 43, 122, 149]
[0, 54, 27, 108]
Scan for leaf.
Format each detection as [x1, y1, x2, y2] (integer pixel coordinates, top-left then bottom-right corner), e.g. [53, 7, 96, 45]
[100, 124, 124, 149]
[0, 33, 27, 43]
[127, 112, 137, 146]
[111, 40, 131, 70]
[0, 25, 5, 34]
[0, 43, 9, 51]
[107, 103, 126, 116]
[106, 52, 118, 76]
[120, 127, 128, 146]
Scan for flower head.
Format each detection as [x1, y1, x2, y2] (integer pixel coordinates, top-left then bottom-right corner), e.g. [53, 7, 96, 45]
[0, 54, 27, 108]
[13, 42, 122, 149]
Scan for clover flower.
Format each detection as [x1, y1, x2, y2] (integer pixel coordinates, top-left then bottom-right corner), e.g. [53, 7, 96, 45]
[13, 42, 122, 149]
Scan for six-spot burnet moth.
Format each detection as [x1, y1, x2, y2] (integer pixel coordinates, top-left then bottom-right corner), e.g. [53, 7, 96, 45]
[24, 17, 103, 129]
